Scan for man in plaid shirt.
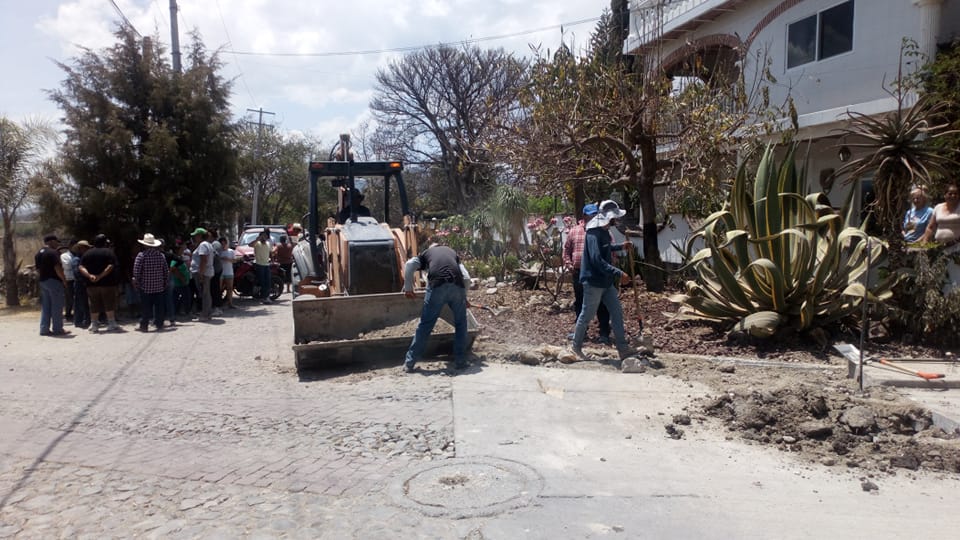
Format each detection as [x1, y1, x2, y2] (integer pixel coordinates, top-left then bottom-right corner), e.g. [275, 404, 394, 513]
[133, 233, 170, 332]
[563, 203, 611, 344]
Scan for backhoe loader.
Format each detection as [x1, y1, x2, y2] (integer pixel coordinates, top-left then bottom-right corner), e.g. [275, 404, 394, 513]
[290, 135, 479, 370]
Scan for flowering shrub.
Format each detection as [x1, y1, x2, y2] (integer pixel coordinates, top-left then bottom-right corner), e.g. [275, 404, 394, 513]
[525, 214, 573, 298]
[432, 216, 475, 255]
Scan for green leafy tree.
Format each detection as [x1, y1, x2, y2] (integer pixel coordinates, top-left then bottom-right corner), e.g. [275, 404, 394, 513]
[46, 27, 238, 269]
[921, 38, 960, 165]
[0, 117, 55, 306]
[236, 125, 326, 226]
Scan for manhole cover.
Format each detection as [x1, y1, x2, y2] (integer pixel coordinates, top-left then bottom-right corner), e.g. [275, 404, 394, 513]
[390, 457, 543, 518]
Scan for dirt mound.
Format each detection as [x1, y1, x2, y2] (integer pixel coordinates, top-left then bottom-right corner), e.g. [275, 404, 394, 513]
[698, 381, 960, 473]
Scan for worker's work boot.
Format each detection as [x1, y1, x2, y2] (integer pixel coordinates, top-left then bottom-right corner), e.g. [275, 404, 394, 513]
[617, 345, 639, 360]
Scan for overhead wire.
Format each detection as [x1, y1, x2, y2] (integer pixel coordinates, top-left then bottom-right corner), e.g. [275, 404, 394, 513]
[223, 16, 601, 58]
[152, 0, 169, 31]
[108, 0, 141, 37]
[214, 0, 259, 107]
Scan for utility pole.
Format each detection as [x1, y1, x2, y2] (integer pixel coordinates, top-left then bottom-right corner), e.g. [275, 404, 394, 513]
[169, 0, 181, 73]
[246, 107, 275, 224]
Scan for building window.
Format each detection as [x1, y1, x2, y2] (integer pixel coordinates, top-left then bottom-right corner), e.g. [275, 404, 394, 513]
[787, 1, 854, 69]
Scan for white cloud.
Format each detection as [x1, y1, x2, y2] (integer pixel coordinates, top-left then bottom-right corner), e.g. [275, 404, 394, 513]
[13, 0, 609, 136]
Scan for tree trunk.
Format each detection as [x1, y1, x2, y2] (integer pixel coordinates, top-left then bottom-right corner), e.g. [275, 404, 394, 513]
[636, 137, 664, 292]
[573, 182, 586, 219]
[2, 212, 21, 307]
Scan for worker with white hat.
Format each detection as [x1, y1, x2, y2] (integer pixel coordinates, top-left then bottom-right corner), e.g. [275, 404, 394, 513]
[571, 200, 637, 361]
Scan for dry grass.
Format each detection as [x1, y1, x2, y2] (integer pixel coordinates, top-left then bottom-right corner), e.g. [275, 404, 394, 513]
[0, 235, 40, 271]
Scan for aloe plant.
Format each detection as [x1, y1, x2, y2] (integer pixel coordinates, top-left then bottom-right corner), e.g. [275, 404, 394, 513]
[671, 144, 896, 337]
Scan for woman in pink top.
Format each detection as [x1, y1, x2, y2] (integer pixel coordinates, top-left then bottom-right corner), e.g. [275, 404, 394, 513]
[922, 184, 960, 252]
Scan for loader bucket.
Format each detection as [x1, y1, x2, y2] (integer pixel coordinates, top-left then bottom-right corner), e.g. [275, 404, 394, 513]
[291, 292, 480, 370]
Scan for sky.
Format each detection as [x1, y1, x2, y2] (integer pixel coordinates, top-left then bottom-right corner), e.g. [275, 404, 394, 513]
[1, 0, 612, 144]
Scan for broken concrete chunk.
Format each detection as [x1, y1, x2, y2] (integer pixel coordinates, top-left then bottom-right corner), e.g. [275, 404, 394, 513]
[621, 357, 648, 373]
[841, 405, 877, 433]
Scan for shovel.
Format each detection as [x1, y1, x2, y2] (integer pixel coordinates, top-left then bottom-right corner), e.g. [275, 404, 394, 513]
[625, 241, 643, 334]
[874, 358, 945, 381]
[467, 301, 510, 317]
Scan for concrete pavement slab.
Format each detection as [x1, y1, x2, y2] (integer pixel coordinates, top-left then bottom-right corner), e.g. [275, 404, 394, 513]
[450, 363, 960, 538]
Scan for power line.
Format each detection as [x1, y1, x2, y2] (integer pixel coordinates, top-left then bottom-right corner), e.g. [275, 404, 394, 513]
[108, 0, 141, 37]
[215, 0, 258, 106]
[152, 0, 168, 30]
[224, 16, 601, 58]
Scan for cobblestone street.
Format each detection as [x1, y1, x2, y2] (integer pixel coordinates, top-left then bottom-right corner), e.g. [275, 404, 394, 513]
[3, 299, 960, 539]
[0, 300, 463, 538]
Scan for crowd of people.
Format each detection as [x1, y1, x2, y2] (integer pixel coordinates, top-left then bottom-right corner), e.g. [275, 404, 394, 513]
[34, 224, 303, 337]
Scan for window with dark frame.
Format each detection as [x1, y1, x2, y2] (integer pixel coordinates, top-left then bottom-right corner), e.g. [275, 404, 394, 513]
[786, 0, 855, 69]
[819, 1, 855, 60]
[787, 15, 817, 68]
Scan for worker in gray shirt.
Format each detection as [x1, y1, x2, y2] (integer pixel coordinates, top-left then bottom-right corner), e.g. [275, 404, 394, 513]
[402, 244, 471, 373]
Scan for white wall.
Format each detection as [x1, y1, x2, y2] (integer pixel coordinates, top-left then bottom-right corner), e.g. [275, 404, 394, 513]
[630, 0, 951, 121]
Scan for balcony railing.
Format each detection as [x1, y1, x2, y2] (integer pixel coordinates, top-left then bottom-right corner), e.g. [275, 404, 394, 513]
[626, 0, 731, 50]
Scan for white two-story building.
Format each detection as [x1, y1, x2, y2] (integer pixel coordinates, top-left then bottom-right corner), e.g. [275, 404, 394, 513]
[623, 0, 960, 215]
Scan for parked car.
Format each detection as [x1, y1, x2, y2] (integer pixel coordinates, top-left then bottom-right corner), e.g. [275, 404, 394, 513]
[235, 225, 287, 258]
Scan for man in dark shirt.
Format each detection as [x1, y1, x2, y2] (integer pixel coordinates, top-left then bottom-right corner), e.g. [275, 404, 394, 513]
[337, 188, 372, 224]
[79, 234, 120, 333]
[572, 200, 637, 361]
[35, 234, 69, 336]
[402, 244, 471, 373]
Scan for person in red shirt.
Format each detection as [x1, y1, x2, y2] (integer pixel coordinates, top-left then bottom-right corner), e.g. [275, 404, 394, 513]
[273, 234, 295, 294]
[562, 203, 611, 344]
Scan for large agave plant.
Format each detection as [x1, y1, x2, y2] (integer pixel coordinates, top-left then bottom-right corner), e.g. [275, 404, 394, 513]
[671, 144, 896, 337]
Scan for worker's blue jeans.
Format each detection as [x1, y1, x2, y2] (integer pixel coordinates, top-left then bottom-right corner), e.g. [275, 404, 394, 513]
[573, 282, 627, 351]
[39, 279, 66, 335]
[405, 283, 468, 368]
[255, 264, 271, 299]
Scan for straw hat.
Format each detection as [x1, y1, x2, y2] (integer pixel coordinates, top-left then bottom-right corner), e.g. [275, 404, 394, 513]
[138, 233, 162, 247]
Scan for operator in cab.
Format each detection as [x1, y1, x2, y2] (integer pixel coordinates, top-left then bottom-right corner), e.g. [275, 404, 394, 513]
[337, 188, 371, 224]
[401, 243, 471, 373]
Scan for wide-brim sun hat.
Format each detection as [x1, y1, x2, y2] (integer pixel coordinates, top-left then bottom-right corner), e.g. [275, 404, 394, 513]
[138, 233, 162, 247]
[586, 200, 627, 229]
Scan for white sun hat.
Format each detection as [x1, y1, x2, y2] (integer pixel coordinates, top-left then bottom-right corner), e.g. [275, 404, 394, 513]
[586, 200, 627, 229]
